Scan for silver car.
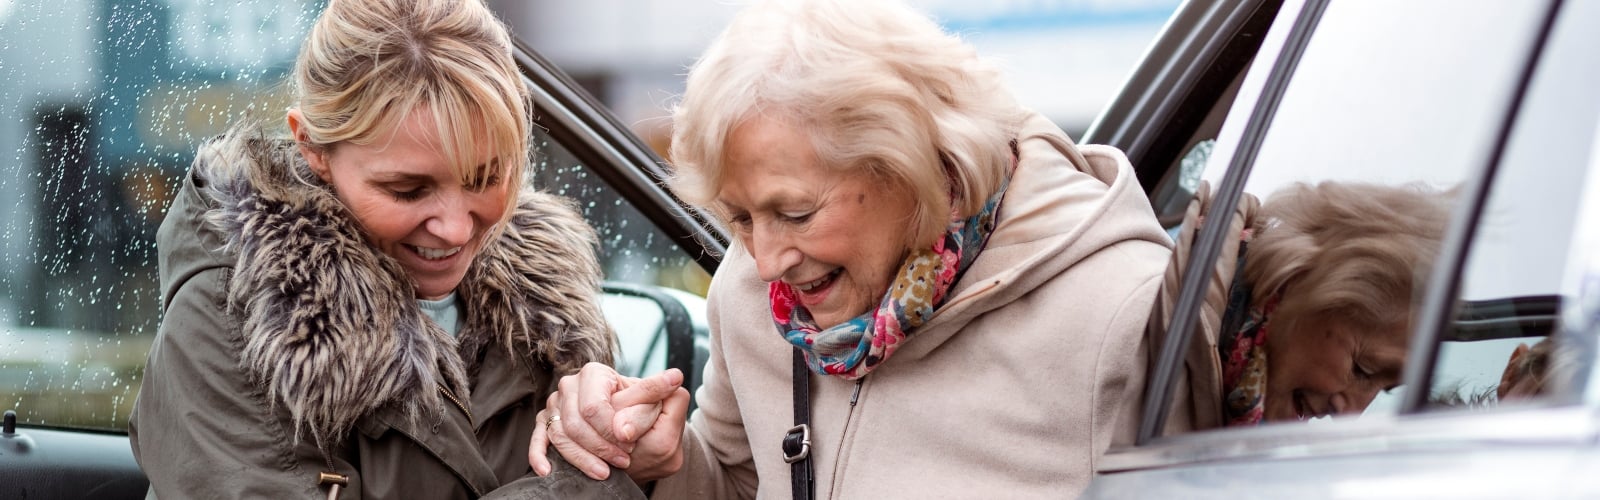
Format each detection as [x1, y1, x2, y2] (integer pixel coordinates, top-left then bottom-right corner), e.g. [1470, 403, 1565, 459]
[1082, 0, 1600, 497]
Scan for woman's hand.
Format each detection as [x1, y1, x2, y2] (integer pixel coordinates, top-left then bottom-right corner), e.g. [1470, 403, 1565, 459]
[612, 375, 691, 483]
[529, 363, 690, 482]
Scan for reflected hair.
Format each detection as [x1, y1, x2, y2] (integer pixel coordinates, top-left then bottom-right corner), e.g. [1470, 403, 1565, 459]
[292, 0, 531, 215]
[668, 0, 1027, 248]
[1244, 181, 1455, 338]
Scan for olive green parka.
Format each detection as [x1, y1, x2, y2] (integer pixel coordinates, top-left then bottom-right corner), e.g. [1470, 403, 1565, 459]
[130, 132, 641, 499]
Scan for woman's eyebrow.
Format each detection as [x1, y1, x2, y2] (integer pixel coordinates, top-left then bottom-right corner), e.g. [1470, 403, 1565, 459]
[723, 190, 812, 213]
[368, 171, 435, 183]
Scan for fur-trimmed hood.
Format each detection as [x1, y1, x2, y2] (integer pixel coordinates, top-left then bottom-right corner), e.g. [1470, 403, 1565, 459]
[161, 131, 614, 448]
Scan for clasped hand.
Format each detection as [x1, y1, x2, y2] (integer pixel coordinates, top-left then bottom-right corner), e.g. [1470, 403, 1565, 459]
[529, 363, 691, 483]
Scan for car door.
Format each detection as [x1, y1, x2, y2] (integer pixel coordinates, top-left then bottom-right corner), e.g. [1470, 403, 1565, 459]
[0, 1, 722, 498]
[1084, 0, 1600, 497]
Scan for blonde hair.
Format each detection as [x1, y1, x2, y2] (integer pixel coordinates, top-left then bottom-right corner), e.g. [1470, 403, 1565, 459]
[293, 0, 530, 213]
[669, 0, 1027, 248]
[1245, 181, 1455, 338]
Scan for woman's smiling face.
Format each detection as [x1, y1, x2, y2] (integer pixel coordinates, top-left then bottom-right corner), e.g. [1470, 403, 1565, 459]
[294, 107, 510, 300]
[1264, 319, 1409, 422]
[717, 116, 918, 329]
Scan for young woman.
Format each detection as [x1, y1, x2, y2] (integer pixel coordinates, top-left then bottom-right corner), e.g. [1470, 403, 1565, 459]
[130, 0, 635, 497]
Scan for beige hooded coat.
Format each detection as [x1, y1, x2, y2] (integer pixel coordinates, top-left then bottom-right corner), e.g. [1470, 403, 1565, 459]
[652, 113, 1172, 499]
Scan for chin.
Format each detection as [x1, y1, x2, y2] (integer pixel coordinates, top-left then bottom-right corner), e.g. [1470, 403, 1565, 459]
[416, 279, 466, 300]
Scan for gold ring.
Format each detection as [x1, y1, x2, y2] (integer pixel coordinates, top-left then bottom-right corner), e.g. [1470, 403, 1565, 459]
[546, 413, 560, 429]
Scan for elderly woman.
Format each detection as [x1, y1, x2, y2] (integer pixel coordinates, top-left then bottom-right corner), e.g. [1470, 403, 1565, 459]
[128, 0, 633, 498]
[1161, 181, 1454, 430]
[528, 0, 1172, 497]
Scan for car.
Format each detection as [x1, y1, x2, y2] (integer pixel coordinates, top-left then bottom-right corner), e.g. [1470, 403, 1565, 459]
[0, 1, 722, 497]
[1079, 0, 1600, 497]
[11, 0, 1596, 498]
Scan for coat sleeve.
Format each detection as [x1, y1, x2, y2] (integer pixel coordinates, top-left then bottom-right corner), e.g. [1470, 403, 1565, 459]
[648, 264, 759, 500]
[486, 451, 645, 500]
[1091, 265, 1163, 465]
[130, 267, 354, 499]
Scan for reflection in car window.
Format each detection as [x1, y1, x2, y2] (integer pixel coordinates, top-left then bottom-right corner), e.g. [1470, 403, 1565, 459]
[1424, 0, 1600, 410]
[0, 0, 704, 431]
[1157, 0, 1545, 434]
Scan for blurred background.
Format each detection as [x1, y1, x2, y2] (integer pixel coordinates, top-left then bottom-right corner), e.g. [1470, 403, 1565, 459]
[489, 0, 1180, 155]
[0, 0, 1176, 430]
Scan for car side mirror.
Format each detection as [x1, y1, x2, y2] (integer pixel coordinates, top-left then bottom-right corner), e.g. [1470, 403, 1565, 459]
[600, 282, 709, 402]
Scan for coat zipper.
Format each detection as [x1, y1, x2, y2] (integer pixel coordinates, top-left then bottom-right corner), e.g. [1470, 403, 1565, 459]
[439, 384, 474, 426]
[828, 377, 868, 498]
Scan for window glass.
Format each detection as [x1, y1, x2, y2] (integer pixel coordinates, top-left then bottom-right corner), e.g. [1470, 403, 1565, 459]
[526, 130, 710, 377]
[0, 0, 704, 431]
[1423, 0, 1600, 410]
[1163, 0, 1547, 434]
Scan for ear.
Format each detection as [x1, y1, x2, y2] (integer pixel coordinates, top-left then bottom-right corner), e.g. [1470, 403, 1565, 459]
[287, 108, 334, 184]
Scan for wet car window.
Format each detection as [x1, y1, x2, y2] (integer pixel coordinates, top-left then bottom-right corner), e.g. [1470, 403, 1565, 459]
[527, 131, 710, 377]
[1159, 0, 1545, 434]
[0, 0, 704, 432]
[1424, 0, 1600, 410]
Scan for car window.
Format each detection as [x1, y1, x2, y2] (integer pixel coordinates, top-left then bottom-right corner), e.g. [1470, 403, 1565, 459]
[1156, 0, 1550, 435]
[0, 0, 704, 432]
[527, 130, 711, 378]
[1152, 67, 1246, 236]
[1421, 0, 1600, 411]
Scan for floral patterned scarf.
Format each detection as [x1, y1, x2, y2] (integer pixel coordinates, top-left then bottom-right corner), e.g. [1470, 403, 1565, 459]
[1220, 290, 1279, 426]
[770, 177, 1009, 380]
[1216, 235, 1287, 427]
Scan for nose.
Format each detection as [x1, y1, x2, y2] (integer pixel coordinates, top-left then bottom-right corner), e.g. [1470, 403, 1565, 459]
[749, 221, 801, 283]
[424, 192, 476, 247]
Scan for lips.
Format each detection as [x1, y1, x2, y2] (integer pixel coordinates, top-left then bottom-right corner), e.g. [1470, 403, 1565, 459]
[1293, 391, 1331, 421]
[795, 269, 839, 292]
[404, 244, 467, 273]
[412, 245, 462, 260]
[793, 269, 841, 306]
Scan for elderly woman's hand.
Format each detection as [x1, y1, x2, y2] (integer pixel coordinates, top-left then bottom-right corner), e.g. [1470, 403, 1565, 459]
[529, 363, 689, 482]
[611, 377, 690, 483]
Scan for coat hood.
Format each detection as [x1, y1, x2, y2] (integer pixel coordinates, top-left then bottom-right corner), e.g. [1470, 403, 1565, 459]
[157, 131, 613, 448]
[895, 111, 1172, 358]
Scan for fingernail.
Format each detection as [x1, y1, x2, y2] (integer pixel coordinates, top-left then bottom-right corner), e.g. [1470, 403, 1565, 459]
[613, 455, 631, 468]
[619, 423, 636, 441]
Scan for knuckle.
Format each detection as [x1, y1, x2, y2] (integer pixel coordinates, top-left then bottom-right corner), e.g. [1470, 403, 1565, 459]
[579, 400, 609, 420]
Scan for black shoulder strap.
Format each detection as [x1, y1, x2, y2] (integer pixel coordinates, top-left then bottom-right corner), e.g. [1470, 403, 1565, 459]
[783, 349, 814, 500]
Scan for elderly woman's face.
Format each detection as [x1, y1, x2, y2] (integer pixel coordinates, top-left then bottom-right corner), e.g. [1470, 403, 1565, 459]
[717, 117, 917, 329]
[1264, 318, 1408, 421]
[295, 108, 509, 300]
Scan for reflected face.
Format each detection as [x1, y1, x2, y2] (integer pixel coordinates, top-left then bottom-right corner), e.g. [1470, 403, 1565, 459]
[294, 108, 509, 300]
[1264, 319, 1409, 421]
[717, 117, 916, 329]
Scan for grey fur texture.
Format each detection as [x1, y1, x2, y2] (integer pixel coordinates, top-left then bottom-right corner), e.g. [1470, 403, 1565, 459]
[191, 132, 614, 449]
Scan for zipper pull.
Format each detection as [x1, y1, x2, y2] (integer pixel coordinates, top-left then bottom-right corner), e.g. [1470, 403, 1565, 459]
[319, 471, 349, 500]
[849, 379, 864, 407]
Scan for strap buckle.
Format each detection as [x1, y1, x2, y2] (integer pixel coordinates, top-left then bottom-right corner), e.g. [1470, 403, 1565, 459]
[781, 424, 811, 464]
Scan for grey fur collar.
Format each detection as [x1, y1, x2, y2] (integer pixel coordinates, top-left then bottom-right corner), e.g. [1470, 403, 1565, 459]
[192, 133, 613, 447]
